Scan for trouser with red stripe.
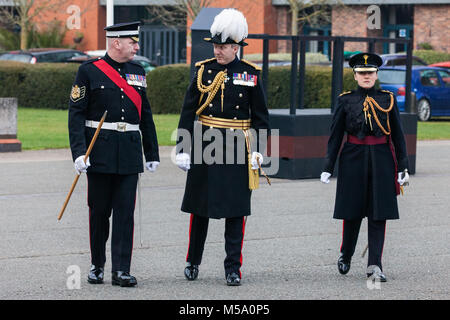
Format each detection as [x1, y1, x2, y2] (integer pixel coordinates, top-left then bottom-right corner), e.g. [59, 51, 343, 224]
[186, 214, 246, 277]
[87, 172, 137, 273]
[340, 217, 386, 270]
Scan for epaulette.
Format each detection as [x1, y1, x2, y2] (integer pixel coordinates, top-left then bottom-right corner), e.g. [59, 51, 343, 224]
[339, 91, 352, 97]
[195, 57, 216, 67]
[380, 89, 394, 95]
[241, 59, 262, 71]
[82, 57, 102, 65]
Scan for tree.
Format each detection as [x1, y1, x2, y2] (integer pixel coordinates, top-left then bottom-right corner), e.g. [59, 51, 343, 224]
[287, 0, 344, 35]
[0, 0, 69, 50]
[145, 0, 214, 29]
[145, 0, 246, 29]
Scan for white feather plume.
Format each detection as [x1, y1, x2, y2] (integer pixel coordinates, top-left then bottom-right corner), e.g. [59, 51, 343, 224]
[210, 9, 248, 43]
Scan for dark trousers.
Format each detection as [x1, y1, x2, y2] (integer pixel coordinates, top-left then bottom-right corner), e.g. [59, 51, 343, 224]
[340, 217, 386, 270]
[87, 172, 138, 273]
[186, 214, 246, 277]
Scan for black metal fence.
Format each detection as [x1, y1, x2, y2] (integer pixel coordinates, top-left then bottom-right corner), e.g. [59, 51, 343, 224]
[139, 25, 185, 66]
[241, 34, 413, 114]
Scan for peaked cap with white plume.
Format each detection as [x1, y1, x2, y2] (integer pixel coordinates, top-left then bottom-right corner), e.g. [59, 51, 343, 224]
[204, 8, 248, 46]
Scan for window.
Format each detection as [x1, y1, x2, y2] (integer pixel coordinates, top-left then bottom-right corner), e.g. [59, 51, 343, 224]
[437, 70, 450, 87]
[378, 70, 406, 84]
[420, 70, 440, 87]
[0, 53, 32, 63]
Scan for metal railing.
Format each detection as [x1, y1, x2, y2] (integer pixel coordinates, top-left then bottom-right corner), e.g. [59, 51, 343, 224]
[240, 34, 413, 114]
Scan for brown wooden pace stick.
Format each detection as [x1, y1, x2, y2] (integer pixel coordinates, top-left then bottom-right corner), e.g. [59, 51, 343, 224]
[57, 110, 108, 221]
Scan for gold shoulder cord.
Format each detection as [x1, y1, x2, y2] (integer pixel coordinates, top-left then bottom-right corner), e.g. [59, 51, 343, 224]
[362, 93, 394, 135]
[195, 64, 227, 115]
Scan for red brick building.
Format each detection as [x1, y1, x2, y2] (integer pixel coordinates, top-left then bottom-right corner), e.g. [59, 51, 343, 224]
[3, 0, 448, 63]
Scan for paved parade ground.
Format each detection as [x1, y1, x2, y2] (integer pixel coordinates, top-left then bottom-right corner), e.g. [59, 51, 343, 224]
[0, 141, 449, 301]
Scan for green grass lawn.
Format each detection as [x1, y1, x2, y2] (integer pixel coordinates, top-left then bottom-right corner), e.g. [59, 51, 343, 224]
[17, 108, 179, 150]
[16, 108, 450, 150]
[417, 120, 450, 140]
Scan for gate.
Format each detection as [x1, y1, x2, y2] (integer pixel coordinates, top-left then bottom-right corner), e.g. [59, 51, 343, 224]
[139, 25, 185, 66]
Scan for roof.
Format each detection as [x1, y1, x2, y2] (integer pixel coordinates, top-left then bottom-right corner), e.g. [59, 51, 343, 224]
[99, 0, 176, 5]
[379, 65, 448, 71]
[272, 0, 450, 5]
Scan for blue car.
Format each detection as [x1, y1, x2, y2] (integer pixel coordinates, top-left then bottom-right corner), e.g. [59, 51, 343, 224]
[378, 66, 450, 121]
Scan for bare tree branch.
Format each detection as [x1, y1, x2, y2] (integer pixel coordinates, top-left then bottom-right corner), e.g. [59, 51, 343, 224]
[0, 0, 70, 49]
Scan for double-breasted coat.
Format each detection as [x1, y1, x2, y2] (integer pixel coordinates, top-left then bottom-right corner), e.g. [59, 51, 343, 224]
[323, 86, 409, 221]
[68, 54, 159, 173]
[177, 57, 270, 219]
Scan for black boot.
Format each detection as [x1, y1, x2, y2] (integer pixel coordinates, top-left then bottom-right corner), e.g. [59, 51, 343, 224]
[87, 265, 104, 284]
[184, 263, 199, 281]
[111, 271, 137, 287]
[367, 265, 387, 282]
[226, 272, 241, 286]
[337, 255, 351, 275]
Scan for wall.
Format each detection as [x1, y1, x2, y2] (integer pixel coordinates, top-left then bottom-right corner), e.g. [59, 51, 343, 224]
[414, 5, 450, 52]
[32, 0, 106, 51]
[331, 5, 369, 52]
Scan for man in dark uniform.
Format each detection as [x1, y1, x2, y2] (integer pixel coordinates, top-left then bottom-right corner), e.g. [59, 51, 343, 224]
[68, 21, 159, 287]
[320, 52, 410, 282]
[175, 9, 270, 286]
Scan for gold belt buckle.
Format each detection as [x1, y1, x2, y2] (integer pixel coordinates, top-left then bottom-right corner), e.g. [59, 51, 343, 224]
[116, 122, 127, 132]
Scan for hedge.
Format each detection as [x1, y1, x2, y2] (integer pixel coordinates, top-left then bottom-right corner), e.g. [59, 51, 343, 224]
[148, 64, 357, 112]
[413, 49, 450, 65]
[0, 60, 366, 112]
[0, 61, 78, 109]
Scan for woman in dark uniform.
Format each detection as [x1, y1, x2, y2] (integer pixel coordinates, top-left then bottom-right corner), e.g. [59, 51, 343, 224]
[320, 53, 410, 282]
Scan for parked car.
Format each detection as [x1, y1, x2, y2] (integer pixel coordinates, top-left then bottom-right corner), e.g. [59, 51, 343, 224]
[0, 48, 91, 64]
[378, 66, 450, 121]
[85, 50, 157, 73]
[380, 54, 427, 67]
[429, 61, 450, 70]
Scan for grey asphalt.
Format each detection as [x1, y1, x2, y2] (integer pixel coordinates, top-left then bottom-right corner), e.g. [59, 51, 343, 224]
[0, 141, 449, 300]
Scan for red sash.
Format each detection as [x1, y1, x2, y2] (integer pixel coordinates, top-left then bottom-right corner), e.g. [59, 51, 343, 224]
[348, 134, 400, 195]
[93, 59, 142, 119]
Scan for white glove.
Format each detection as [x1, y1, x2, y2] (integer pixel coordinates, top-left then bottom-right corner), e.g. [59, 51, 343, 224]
[250, 152, 263, 170]
[397, 170, 409, 186]
[320, 172, 332, 184]
[145, 161, 159, 172]
[74, 155, 90, 174]
[176, 153, 190, 171]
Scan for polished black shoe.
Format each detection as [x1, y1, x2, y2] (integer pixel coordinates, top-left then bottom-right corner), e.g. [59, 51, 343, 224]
[226, 272, 241, 286]
[367, 265, 387, 282]
[337, 256, 351, 275]
[111, 271, 137, 287]
[184, 263, 199, 281]
[87, 265, 104, 284]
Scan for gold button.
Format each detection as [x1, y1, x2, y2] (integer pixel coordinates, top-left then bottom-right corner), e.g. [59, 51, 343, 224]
[101, 85, 104, 89]
[121, 95, 124, 99]
[210, 126, 213, 129]
[233, 117, 237, 120]
[207, 80, 212, 84]
[209, 114, 213, 117]
[235, 105, 239, 110]
[239, 93, 243, 98]
[230, 128, 234, 132]
[209, 103, 213, 107]
[122, 109, 125, 112]
[121, 117, 124, 120]
[208, 70, 212, 74]
[120, 88, 124, 91]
